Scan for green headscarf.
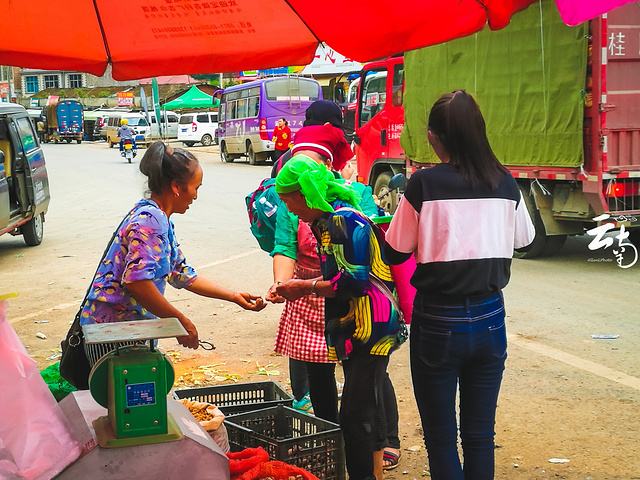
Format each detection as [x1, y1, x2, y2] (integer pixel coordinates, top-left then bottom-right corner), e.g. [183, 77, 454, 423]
[275, 155, 360, 213]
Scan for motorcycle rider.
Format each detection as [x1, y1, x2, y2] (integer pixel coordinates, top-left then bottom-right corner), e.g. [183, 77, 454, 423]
[117, 118, 137, 157]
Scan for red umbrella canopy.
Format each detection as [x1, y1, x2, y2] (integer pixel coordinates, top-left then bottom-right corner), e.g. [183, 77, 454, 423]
[0, 0, 574, 80]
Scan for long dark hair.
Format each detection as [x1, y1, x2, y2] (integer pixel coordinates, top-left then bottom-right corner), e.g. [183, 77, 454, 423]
[428, 90, 508, 190]
[139, 141, 199, 195]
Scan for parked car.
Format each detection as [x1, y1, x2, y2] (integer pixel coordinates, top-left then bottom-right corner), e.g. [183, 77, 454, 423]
[0, 103, 50, 246]
[105, 113, 151, 147]
[177, 111, 219, 147]
[148, 110, 180, 139]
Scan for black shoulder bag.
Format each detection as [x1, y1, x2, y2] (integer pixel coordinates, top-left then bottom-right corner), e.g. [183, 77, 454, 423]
[60, 216, 128, 389]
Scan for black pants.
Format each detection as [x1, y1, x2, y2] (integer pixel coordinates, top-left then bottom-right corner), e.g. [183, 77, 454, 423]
[289, 358, 309, 401]
[384, 372, 401, 449]
[340, 354, 389, 480]
[290, 358, 339, 423]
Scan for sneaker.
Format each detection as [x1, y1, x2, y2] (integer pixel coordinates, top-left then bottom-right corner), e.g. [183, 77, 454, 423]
[292, 393, 313, 414]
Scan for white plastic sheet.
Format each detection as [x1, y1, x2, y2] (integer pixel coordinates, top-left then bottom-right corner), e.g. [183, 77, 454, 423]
[0, 301, 81, 480]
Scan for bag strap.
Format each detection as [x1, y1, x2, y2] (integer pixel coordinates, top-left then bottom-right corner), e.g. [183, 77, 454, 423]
[74, 209, 133, 320]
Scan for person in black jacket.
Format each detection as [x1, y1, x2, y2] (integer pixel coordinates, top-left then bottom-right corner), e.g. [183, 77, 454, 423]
[384, 90, 535, 480]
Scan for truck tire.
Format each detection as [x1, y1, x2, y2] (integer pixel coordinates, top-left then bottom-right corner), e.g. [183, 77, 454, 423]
[373, 171, 398, 214]
[201, 134, 213, 146]
[183, 142, 195, 147]
[22, 213, 44, 246]
[541, 234, 567, 257]
[221, 142, 234, 163]
[76, 139, 82, 144]
[65, 138, 72, 144]
[247, 142, 257, 165]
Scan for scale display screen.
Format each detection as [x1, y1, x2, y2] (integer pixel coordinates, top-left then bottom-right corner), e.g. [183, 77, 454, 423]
[126, 382, 156, 407]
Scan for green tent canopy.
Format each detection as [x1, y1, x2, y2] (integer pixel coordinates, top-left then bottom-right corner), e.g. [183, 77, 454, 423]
[161, 85, 219, 110]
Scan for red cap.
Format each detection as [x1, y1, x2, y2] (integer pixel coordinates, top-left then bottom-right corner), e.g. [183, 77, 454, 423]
[292, 124, 354, 172]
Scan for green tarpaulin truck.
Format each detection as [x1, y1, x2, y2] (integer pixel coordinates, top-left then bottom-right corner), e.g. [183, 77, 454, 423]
[353, 0, 640, 258]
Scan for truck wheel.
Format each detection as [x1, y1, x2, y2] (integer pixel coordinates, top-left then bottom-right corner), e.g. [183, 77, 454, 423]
[541, 235, 567, 257]
[109, 139, 114, 148]
[22, 213, 44, 246]
[374, 171, 398, 214]
[76, 139, 82, 144]
[66, 138, 72, 144]
[201, 134, 213, 146]
[247, 142, 257, 165]
[183, 142, 195, 147]
[221, 142, 233, 163]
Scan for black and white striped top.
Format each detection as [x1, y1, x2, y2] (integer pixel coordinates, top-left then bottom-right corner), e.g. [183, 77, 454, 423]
[385, 163, 535, 300]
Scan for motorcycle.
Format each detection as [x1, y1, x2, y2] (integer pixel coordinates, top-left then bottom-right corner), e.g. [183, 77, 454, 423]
[120, 138, 137, 163]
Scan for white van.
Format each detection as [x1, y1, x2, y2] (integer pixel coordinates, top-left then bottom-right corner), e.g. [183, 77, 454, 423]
[105, 113, 151, 147]
[148, 111, 180, 139]
[177, 111, 219, 147]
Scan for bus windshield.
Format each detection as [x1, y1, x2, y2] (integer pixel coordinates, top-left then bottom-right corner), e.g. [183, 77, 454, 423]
[265, 78, 320, 102]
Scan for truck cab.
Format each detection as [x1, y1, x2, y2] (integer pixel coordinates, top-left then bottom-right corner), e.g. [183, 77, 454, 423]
[0, 103, 50, 246]
[353, 56, 405, 212]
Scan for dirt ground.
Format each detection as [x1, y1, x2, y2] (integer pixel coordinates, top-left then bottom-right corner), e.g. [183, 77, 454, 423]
[1, 142, 638, 479]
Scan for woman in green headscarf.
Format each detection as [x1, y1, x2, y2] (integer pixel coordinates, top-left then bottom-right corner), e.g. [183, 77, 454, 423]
[276, 156, 406, 480]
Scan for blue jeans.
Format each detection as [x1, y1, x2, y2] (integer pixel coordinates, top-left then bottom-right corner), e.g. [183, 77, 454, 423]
[410, 292, 507, 480]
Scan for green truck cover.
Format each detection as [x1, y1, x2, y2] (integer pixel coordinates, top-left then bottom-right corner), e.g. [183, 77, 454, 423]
[401, 0, 588, 167]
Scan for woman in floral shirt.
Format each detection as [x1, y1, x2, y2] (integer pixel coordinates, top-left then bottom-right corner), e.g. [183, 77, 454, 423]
[80, 142, 265, 364]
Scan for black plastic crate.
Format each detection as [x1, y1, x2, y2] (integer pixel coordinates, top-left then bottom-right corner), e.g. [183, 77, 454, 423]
[226, 405, 345, 480]
[173, 381, 293, 416]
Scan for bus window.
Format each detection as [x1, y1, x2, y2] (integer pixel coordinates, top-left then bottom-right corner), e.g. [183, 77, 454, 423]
[248, 96, 259, 118]
[237, 98, 249, 119]
[229, 101, 237, 120]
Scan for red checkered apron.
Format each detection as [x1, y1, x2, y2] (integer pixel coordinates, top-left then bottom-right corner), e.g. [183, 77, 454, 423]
[274, 222, 332, 364]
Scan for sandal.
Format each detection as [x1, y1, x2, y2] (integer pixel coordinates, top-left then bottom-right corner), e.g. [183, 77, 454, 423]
[383, 449, 401, 471]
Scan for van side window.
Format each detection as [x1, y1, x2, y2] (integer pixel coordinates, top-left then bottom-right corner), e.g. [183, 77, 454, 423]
[196, 114, 209, 123]
[168, 115, 178, 123]
[210, 114, 219, 123]
[15, 117, 38, 153]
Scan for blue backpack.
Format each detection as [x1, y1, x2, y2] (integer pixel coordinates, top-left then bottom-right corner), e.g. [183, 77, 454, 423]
[245, 178, 281, 253]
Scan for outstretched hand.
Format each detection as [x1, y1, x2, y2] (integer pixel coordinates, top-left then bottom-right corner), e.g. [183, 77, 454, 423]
[275, 279, 309, 302]
[266, 282, 286, 304]
[234, 292, 266, 311]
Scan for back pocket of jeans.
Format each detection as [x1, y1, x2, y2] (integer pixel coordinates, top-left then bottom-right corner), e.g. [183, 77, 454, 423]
[488, 322, 507, 359]
[418, 328, 452, 368]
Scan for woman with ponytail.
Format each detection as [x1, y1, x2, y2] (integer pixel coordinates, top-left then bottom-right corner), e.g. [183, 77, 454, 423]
[384, 91, 535, 480]
[79, 141, 265, 365]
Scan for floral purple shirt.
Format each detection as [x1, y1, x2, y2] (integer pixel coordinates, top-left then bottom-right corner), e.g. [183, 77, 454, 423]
[80, 199, 197, 325]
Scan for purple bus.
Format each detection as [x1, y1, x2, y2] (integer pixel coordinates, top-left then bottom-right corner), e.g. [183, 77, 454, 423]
[218, 77, 322, 165]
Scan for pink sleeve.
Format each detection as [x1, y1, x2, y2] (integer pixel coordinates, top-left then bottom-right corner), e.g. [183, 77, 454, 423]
[386, 196, 419, 254]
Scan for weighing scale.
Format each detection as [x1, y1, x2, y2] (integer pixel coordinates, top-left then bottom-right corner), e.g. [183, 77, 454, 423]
[56, 318, 229, 479]
[84, 318, 185, 447]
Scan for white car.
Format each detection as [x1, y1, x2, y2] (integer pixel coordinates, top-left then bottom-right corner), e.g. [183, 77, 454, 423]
[148, 110, 180, 139]
[178, 111, 219, 147]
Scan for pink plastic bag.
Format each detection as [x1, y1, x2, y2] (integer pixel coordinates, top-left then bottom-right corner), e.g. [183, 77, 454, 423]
[554, 0, 634, 26]
[0, 301, 81, 480]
